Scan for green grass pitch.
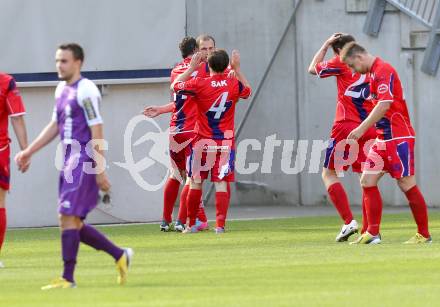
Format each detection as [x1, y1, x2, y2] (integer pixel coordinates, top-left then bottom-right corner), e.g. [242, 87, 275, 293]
[1, 212, 440, 307]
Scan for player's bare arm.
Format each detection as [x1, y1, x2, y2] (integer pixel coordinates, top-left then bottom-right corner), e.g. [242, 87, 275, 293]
[10, 115, 28, 151]
[90, 124, 111, 192]
[230, 50, 251, 89]
[308, 33, 342, 75]
[143, 102, 174, 118]
[15, 120, 59, 173]
[347, 101, 391, 140]
[170, 52, 203, 90]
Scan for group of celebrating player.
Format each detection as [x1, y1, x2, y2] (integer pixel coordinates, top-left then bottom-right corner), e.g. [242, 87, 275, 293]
[309, 33, 431, 244]
[144, 34, 251, 234]
[0, 31, 432, 290]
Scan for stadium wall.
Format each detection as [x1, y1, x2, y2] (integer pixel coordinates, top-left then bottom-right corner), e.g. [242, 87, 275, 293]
[5, 0, 440, 227]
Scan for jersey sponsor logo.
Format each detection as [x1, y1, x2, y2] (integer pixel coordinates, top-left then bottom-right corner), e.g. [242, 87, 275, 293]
[211, 80, 227, 88]
[83, 98, 98, 120]
[61, 200, 71, 208]
[377, 84, 389, 94]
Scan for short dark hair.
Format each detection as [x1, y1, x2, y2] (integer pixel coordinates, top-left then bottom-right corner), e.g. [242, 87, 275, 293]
[340, 42, 367, 62]
[58, 43, 84, 62]
[208, 49, 229, 73]
[331, 34, 355, 54]
[179, 36, 197, 59]
[196, 34, 216, 48]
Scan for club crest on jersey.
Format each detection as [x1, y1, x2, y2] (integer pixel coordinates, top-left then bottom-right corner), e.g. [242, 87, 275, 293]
[211, 80, 227, 87]
[378, 84, 389, 94]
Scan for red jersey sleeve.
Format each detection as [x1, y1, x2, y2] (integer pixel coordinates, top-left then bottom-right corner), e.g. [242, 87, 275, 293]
[6, 77, 25, 116]
[372, 66, 395, 104]
[315, 56, 346, 78]
[238, 81, 251, 99]
[173, 77, 201, 96]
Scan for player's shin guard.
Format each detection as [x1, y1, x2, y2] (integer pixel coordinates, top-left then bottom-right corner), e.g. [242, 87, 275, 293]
[61, 229, 80, 283]
[79, 224, 124, 261]
[215, 192, 230, 228]
[327, 183, 353, 225]
[363, 186, 383, 236]
[361, 191, 369, 234]
[177, 184, 189, 223]
[0, 208, 6, 251]
[163, 178, 181, 223]
[187, 189, 202, 227]
[405, 185, 430, 238]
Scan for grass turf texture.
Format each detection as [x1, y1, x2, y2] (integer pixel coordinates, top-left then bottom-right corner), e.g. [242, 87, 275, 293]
[1, 212, 439, 307]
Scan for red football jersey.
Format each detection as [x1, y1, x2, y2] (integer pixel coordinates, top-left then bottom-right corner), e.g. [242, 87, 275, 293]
[315, 55, 372, 124]
[173, 74, 251, 139]
[169, 58, 208, 133]
[369, 57, 415, 140]
[0, 73, 25, 147]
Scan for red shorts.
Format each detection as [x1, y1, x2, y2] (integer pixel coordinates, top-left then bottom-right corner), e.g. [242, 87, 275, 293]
[0, 144, 10, 190]
[365, 137, 415, 179]
[169, 132, 195, 171]
[187, 136, 235, 182]
[324, 122, 376, 173]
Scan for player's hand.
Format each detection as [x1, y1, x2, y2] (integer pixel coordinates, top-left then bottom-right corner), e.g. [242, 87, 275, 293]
[96, 172, 111, 192]
[347, 127, 364, 141]
[143, 105, 161, 118]
[325, 33, 343, 46]
[189, 52, 203, 70]
[230, 50, 241, 71]
[227, 69, 237, 78]
[14, 150, 31, 173]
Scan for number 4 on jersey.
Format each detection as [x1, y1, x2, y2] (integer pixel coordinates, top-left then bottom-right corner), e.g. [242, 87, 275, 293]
[208, 92, 229, 119]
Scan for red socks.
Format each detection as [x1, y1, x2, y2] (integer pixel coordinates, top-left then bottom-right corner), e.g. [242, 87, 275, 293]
[363, 186, 383, 236]
[405, 186, 430, 238]
[197, 201, 208, 223]
[361, 191, 369, 234]
[180, 182, 231, 225]
[215, 192, 230, 228]
[187, 189, 202, 227]
[0, 208, 6, 252]
[177, 184, 190, 223]
[162, 178, 181, 223]
[327, 183, 353, 225]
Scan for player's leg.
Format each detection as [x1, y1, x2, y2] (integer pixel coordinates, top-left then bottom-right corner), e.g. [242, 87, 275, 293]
[397, 175, 431, 243]
[160, 167, 184, 232]
[183, 178, 203, 233]
[214, 181, 229, 234]
[350, 172, 384, 244]
[42, 214, 82, 290]
[0, 189, 7, 268]
[360, 178, 368, 234]
[356, 133, 376, 234]
[322, 126, 359, 241]
[164, 132, 193, 231]
[322, 167, 358, 241]
[0, 146, 11, 268]
[175, 177, 191, 232]
[211, 142, 235, 234]
[79, 221, 131, 283]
